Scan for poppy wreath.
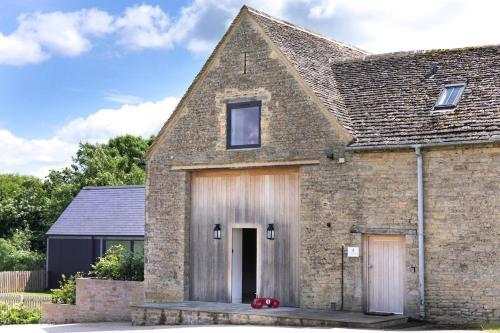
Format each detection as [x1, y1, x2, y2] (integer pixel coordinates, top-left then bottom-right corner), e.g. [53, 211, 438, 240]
[251, 297, 280, 309]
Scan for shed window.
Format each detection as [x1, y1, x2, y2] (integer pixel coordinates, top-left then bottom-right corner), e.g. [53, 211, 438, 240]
[434, 84, 465, 110]
[103, 239, 143, 257]
[227, 101, 261, 149]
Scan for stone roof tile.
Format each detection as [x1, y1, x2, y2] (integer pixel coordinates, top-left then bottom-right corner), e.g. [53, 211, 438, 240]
[248, 7, 500, 147]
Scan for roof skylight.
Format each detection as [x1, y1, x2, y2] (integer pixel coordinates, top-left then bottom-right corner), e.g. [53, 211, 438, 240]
[434, 84, 465, 110]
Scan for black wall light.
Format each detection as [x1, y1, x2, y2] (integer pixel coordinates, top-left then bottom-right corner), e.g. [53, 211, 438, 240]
[213, 224, 221, 239]
[266, 224, 275, 240]
[324, 149, 334, 160]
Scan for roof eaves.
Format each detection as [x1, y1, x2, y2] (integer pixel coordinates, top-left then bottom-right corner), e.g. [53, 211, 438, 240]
[82, 185, 145, 190]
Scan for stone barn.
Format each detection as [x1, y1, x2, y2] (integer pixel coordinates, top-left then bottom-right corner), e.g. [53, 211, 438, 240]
[138, 6, 499, 325]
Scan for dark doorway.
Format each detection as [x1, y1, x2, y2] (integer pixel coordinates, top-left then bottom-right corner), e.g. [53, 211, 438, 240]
[242, 228, 257, 303]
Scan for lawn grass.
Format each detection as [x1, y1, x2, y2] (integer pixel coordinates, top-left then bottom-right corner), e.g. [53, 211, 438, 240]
[483, 323, 500, 332]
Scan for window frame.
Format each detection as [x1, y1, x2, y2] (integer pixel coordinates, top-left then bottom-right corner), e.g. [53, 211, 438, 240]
[226, 100, 261, 149]
[433, 83, 466, 111]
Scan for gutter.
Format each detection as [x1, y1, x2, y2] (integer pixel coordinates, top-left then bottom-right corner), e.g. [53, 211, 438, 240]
[415, 145, 425, 318]
[345, 138, 500, 152]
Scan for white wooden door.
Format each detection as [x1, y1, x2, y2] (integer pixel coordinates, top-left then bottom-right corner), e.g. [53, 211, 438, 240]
[231, 229, 243, 303]
[367, 235, 405, 314]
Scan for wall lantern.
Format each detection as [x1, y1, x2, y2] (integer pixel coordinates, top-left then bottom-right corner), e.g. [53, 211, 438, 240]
[266, 224, 275, 240]
[213, 224, 222, 240]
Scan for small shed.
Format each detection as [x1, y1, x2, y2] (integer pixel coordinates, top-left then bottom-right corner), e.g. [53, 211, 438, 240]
[46, 185, 144, 288]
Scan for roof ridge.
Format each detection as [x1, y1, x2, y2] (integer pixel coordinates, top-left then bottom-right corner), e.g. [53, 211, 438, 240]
[330, 44, 500, 64]
[244, 5, 369, 55]
[83, 185, 145, 190]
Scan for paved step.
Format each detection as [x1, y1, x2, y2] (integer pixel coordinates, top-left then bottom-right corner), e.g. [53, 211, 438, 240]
[132, 301, 408, 328]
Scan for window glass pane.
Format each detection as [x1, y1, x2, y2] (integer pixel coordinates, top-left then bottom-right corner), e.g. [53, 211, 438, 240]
[437, 90, 448, 105]
[105, 240, 132, 253]
[444, 87, 460, 105]
[133, 241, 144, 257]
[230, 105, 260, 146]
[437, 85, 464, 107]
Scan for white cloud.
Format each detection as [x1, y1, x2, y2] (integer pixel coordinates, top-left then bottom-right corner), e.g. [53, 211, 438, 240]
[303, 0, 500, 53]
[0, 8, 114, 65]
[56, 96, 179, 143]
[0, 129, 77, 177]
[115, 5, 173, 49]
[0, 96, 179, 177]
[0, 33, 48, 65]
[0, 0, 499, 65]
[309, 0, 338, 19]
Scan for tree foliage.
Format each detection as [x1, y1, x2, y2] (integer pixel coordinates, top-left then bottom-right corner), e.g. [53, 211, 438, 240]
[0, 175, 48, 251]
[0, 134, 154, 271]
[0, 229, 45, 271]
[43, 134, 154, 227]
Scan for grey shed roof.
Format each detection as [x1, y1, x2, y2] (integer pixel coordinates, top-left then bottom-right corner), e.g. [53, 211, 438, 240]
[46, 185, 144, 236]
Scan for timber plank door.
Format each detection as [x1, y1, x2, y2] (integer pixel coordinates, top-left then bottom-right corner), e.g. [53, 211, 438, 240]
[367, 235, 405, 314]
[190, 167, 299, 306]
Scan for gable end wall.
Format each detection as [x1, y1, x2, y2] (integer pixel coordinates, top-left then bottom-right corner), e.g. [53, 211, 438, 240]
[145, 13, 347, 303]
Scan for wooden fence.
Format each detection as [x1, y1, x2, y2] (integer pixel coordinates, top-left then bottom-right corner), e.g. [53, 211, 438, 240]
[0, 293, 51, 309]
[0, 270, 47, 293]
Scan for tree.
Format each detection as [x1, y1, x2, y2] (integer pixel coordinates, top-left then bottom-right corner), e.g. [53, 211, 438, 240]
[43, 135, 153, 227]
[0, 174, 48, 251]
[0, 229, 45, 271]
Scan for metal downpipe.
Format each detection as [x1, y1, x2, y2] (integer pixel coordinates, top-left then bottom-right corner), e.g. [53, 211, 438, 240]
[415, 145, 425, 318]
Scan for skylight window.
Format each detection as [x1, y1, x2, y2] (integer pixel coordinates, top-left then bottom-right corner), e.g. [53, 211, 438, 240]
[434, 84, 465, 110]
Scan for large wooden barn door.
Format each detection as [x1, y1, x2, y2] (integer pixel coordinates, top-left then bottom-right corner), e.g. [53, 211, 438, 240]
[190, 167, 299, 306]
[367, 235, 405, 314]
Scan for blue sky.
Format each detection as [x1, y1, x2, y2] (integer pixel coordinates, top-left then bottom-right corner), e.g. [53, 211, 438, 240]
[0, 0, 499, 176]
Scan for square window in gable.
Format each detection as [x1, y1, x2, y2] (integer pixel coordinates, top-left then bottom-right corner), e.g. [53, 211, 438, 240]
[227, 101, 261, 149]
[434, 83, 465, 110]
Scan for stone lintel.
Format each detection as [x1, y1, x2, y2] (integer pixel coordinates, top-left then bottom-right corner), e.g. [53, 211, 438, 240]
[170, 158, 320, 171]
[350, 226, 417, 235]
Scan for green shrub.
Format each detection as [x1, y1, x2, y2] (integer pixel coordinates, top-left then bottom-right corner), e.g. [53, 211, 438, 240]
[50, 272, 82, 304]
[0, 228, 45, 271]
[90, 244, 144, 281]
[0, 303, 41, 325]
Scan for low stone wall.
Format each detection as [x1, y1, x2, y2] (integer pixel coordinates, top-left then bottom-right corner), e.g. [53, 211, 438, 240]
[42, 278, 143, 324]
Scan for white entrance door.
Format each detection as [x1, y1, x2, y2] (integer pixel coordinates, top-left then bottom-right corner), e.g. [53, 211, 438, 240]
[367, 235, 405, 314]
[231, 229, 243, 303]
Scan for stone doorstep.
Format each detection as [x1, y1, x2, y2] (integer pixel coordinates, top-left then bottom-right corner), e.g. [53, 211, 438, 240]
[131, 301, 408, 328]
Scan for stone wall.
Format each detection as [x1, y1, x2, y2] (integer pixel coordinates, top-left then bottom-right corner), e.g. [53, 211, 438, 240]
[42, 278, 143, 324]
[423, 145, 500, 323]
